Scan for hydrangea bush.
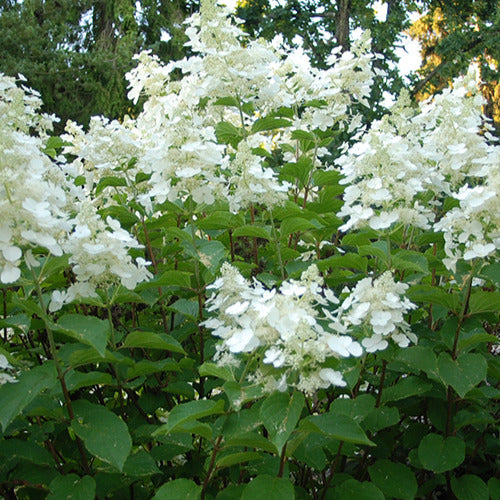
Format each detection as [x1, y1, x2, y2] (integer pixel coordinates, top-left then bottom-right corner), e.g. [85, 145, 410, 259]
[0, 2, 499, 499]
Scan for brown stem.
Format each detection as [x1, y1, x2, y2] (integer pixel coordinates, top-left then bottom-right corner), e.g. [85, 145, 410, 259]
[201, 435, 223, 500]
[277, 443, 288, 478]
[320, 442, 344, 500]
[375, 360, 388, 408]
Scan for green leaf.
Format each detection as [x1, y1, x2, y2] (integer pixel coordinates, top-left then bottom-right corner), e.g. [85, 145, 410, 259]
[369, 460, 417, 500]
[251, 117, 292, 133]
[260, 391, 305, 454]
[336, 479, 384, 500]
[438, 352, 487, 398]
[418, 434, 465, 473]
[451, 475, 489, 500]
[216, 121, 242, 146]
[281, 217, 323, 236]
[72, 400, 132, 472]
[197, 240, 227, 271]
[155, 270, 193, 288]
[233, 225, 271, 240]
[95, 176, 127, 195]
[381, 376, 432, 403]
[329, 394, 375, 422]
[65, 370, 113, 391]
[468, 291, 500, 315]
[407, 285, 460, 312]
[488, 478, 500, 500]
[0, 362, 57, 431]
[123, 450, 161, 476]
[47, 474, 96, 500]
[241, 475, 294, 500]
[155, 399, 225, 434]
[394, 346, 438, 375]
[392, 251, 429, 275]
[225, 432, 278, 454]
[301, 413, 374, 446]
[216, 451, 262, 469]
[481, 263, 500, 286]
[199, 362, 234, 381]
[56, 314, 109, 357]
[153, 479, 202, 500]
[0, 438, 53, 466]
[122, 331, 185, 354]
[363, 406, 400, 433]
[291, 129, 315, 141]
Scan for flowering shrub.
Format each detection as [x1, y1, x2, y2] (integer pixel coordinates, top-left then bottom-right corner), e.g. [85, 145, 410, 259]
[0, 1, 499, 499]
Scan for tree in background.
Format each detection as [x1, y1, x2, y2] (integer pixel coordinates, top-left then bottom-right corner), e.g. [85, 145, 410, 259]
[0, 0, 194, 131]
[409, 0, 500, 133]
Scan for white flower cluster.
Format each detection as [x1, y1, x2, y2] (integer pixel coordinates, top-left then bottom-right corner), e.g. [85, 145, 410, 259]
[49, 202, 153, 311]
[336, 69, 499, 244]
[336, 272, 417, 353]
[63, 0, 376, 215]
[204, 265, 417, 393]
[205, 263, 360, 394]
[0, 73, 71, 283]
[0, 74, 151, 303]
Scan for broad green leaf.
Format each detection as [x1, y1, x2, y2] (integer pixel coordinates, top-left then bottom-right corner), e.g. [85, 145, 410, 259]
[317, 253, 368, 272]
[122, 331, 185, 354]
[216, 121, 242, 146]
[0, 362, 57, 431]
[281, 217, 322, 236]
[336, 479, 384, 500]
[233, 225, 271, 240]
[394, 346, 438, 376]
[216, 451, 262, 469]
[488, 478, 500, 500]
[216, 485, 247, 499]
[301, 412, 374, 446]
[329, 394, 375, 422]
[56, 314, 109, 357]
[123, 450, 161, 476]
[225, 432, 278, 454]
[126, 358, 179, 379]
[438, 352, 487, 398]
[155, 399, 225, 434]
[458, 333, 498, 351]
[95, 176, 127, 195]
[381, 376, 432, 403]
[155, 270, 193, 288]
[199, 362, 234, 381]
[64, 370, 113, 391]
[197, 240, 227, 271]
[251, 117, 292, 132]
[363, 406, 400, 433]
[406, 285, 460, 312]
[47, 474, 96, 500]
[241, 475, 294, 500]
[72, 400, 132, 471]
[481, 262, 500, 285]
[153, 479, 201, 500]
[260, 391, 305, 453]
[291, 129, 315, 141]
[173, 420, 213, 440]
[196, 211, 243, 230]
[418, 434, 465, 473]
[369, 460, 417, 500]
[0, 438, 53, 466]
[451, 475, 489, 500]
[392, 251, 429, 275]
[223, 381, 264, 408]
[468, 291, 500, 315]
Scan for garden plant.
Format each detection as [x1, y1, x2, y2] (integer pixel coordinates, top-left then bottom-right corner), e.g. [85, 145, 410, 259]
[0, 1, 499, 498]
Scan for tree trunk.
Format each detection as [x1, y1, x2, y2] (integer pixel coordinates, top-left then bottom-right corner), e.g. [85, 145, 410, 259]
[336, 0, 350, 52]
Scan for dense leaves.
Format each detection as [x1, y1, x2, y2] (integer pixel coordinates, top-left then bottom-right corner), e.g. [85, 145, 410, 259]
[0, 1, 498, 499]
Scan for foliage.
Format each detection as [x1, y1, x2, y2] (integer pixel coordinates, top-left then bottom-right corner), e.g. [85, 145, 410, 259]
[409, 1, 500, 133]
[1, 2, 499, 499]
[0, 0, 193, 131]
